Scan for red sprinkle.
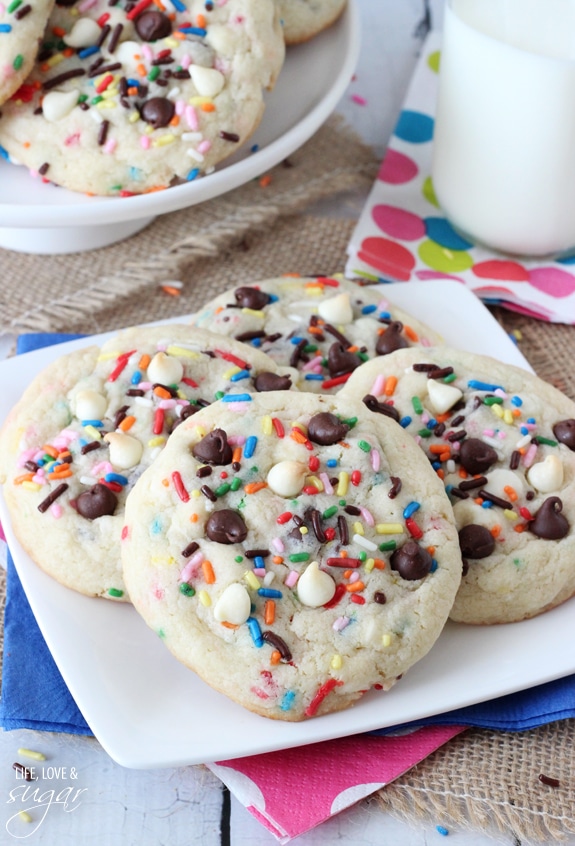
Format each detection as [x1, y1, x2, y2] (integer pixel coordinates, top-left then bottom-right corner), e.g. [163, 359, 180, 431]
[316, 277, 340, 288]
[302, 485, 319, 495]
[182, 377, 199, 388]
[351, 470, 362, 486]
[172, 470, 189, 502]
[321, 373, 352, 390]
[97, 12, 110, 25]
[519, 506, 533, 521]
[326, 557, 362, 568]
[126, 0, 153, 20]
[308, 455, 320, 472]
[215, 349, 251, 370]
[95, 73, 114, 94]
[100, 479, 122, 492]
[305, 678, 343, 717]
[351, 594, 366, 604]
[324, 527, 336, 541]
[276, 511, 292, 524]
[153, 408, 165, 435]
[272, 417, 285, 438]
[107, 351, 136, 382]
[405, 517, 423, 539]
[323, 583, 346, 608]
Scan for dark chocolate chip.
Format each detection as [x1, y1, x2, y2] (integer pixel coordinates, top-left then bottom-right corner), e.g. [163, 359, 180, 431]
[529, 496, 569, 539]
[390, 540, 433, 580]
[252, 371, 292, 392]
[458, 524, 495, 559]
[459, 438, 498, 475]
[192, 429, 232, 465]
[375, 321, 409, 356]
[553, 419, 575, 451]
[205, 509, 248, 544]
[327, 342, 361, 377]
[307, 412, 349, 445]
[234, 286, 271, 310]
[135, 10, 172, 39]
[76, 483, 118, 519]
[141, 96, 175, 128]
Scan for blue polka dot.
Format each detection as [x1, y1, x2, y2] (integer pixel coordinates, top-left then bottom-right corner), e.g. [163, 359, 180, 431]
[424, 217, 473, 250]
[557, 253, 575, 265]
[394, 110, 434, 144]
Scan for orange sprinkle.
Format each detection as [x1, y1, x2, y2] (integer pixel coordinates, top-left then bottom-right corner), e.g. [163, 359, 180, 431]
[221, 621, 239, 629]
[474, 497, 483, 505]
[259, 174, 272, 187]
[272, 555, 283, 564]
[343, 569, 353, 579]
[427, 546, 436, 556]
[136, 62, 146, 77]
[439, 451, 451, 463]
[169, 114, 180, 127]
[285, 272, 302, 278]
[127, 86, 138, 96]
[430, 444, 449, 455]
[384, 376, 397, 396]
[434, 412, 451, 423]
[52, 25, 66, 35]
[270, 650, 281, 665]
[42, 445, 58, 459]
[264, 600, 275, 625]
[152, 0, 165, 8]
[244, 481, 267, 494]
[514, 523, 526, 533]
[232, 446, 242, 464]
[40, 63, 49, 72]
[490, 524, 501, 537]
[58, 450, 72, 460]
[50, 468, 72, 479]
[162, 478, 169, 486]
[172, 29, 185, 38]
[290, 428, 308, 445]
[202, 560, 215, 584]
[119, 415, 136, 432]
[372, 558, 385, 569]
[340, 549, 348, 558]
[403, 325, 419, 342]
[153, 386, 172, 400]
[62, 47, 74, 57]
[139, 353, 151, 370]
[308, 326, 324, 336]
[512, 408, 522, 417]
[346, 345, 359, 353]
[436, 468, 445, 480]
[23, 141, 30, 148]
[190, 513, 198, 523]
[346, 581, 365, 593]
[458, 468, 468, 479]
[196, 12, 206, 26]
[504, 485, 518, 502]
[14, 473, 34, 485]
[200, 102, 215, 112]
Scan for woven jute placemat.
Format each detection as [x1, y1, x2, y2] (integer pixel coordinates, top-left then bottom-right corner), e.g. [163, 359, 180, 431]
[0, 115, 574, 842]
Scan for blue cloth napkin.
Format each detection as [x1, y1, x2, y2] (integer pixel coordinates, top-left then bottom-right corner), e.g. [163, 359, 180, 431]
[1, 333, 575, 736]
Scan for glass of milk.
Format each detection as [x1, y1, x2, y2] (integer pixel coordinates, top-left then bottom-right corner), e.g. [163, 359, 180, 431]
[432, 0, 575, 257]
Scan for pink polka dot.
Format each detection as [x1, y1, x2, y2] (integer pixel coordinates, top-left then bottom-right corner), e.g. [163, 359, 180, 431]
[378, 149, 419, 184]
[528, 267, 575, 298]
[415, 270, 465, 283]
[472, 260, 529, 282]
[372, 205, 425, 241]
[357, 237, 415, 282]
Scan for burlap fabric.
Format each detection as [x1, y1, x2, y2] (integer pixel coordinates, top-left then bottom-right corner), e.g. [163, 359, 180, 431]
[0, 115, 574, 843]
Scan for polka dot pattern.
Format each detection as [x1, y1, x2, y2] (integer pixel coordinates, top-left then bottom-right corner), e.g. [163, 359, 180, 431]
[394, 110, 434, 144]
[358, 237, 415, 282]
[372, 205, 426, 241]
[378, 149, 418, 184]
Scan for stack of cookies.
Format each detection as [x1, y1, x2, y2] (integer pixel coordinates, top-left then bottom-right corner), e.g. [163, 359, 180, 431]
[0, 0, 347, 195]
[2, 274, 574, 721]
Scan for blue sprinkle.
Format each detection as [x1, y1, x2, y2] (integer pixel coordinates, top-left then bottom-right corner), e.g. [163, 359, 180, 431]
[78, 45, 99, 59]
[169, 0, 186, 9]
[280, 690, 296, 711]
[527, 417, 536, 424]
[221, 393, 252, 403]
[430, 558, 438, 573]
[361, 304, 377, 315]
[269, 293, 278, 303]
[253, 555, 265, 569]
[128, 166, 143, 182]
[0, 24, 13, 32]
[426, 418, 438, 429]
[251, 338, 262, 347]
[304, 373, 324, 381]
[131, 371, 142, 385]
[445, 484, 454, 494]
[400, 416, 412, 428]
[432, 461, 441, 470]
[467, 379, 503, 392]
[0, 145, 9, 161]
[105, 473, 128, 485]
[81, 419, 104, 427]
[403, 501, 421, 519]
[250, 144, 259, 153]
[326, 458, 338, 467]
[511, 395, 523, 407]
[230, 369, 250, 382]
[178, 26, 207, 36]
[257, 588, 283, 599]
[520, 426, 529, 436]
[186, 167, 200, 181]
[378, 311, 392, 319]
[243, 435, 258, 458]
[290, 336, 305, 345]
[481, 500, 493, 509]
[247, 616, 263, 647]
[151, 517, 163, 535]
[126, 78, 140, 88]
[436, 825, 449, 836]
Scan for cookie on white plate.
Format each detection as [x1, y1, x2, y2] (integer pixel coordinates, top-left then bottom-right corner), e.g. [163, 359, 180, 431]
[276, 0, 347, 44]
[122, 391, 462, 720]
[191, 275, 442, 393]
[0, 324, 295, 601]
[0, 0, 284, 194]
[339, 346, 575, 624]
[0, 0, 54, 106]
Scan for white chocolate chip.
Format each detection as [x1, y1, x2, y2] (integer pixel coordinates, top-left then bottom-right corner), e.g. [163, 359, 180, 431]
[213, 583, 251, 625]
[426, 379, 463, 415]
[266, 460, 308, 497]
[189, 66, 225, 98]
[205, 24, 236, 56]
[483, 468, 525, 500]
[317, 292, 354, 325]
[104, 432, 143, 469]
[63, 17, 102, 48]
[147, 352, 184, 386]
[74, 389, 108, 421]
[527, 454, 564, 493]
[114, 40, 142, 72]
[297, 561, 336, 607]
[42, 90, 79, 123]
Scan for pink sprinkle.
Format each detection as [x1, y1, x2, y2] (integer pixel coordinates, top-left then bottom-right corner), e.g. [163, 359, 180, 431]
[360, 506, 375, 527]
[351, 94, 367, 106]
[319, 472, 333, 495]
[253, 568, 266, 577]
[180, 551, 203, 582]
[93, 461, 113, 476]
[377, 298, 390, 311]
[497, 431, 507, 439]
[227, 434, 246, 446]
[185, 105, 198, 131]
[32, 474, 46, 485]
[523, 443, 538, 468]
[348, 571, 360, 583]
[197, 139, 211, 154]
[138, 381, 153, 390]
[142, 44, 153, 61]
[272, 536, 284, 552]
[104, 138, 117, 155]
[64, 133, 81, 147]
[371, 449, 381, 471]
[50, 504, 63, 519]
[421, 411, 430, 424]
[285, 570, 299, 588]
[159, 399, 177, 409]
[302, 355, 323, 372]
[181, 54, 191, 70]
[175, 99, 185, 116]
[523, 422, 537, 431]
[140, 135, 151, 150]
[494, 388, 508, 399]
[421, 337, 432, 347]
[78, 0, 97, 10]
[370, 374, 386, 396]
[483, 429, 495, 437]
[333, 616, 350, 631]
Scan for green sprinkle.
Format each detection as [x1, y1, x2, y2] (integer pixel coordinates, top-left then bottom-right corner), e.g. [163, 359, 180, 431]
[412, 396, 423, 414]
[443, 373, 457, 383]
[341, 417, 358, 428]
[8, 0, 22, 11]
[359, 551, 367, 561]
[484, 396, 503, 405]
[358, 440, 371, 452]
[237, 497, 246, 509]
[303, 344, 318, 353]
[179, 583, 195, 597]
[147, 66, 160, 82]
[339, 499, 346, 506]
[234, 555, 243, 563]
[77, 94, 88, 103]
[12, 53, 23, 70]
[214, 390, 225, 400]
[157, 628, 166, 638]
[91, 95, 104, 105]
[357, 352, 369, 362]
[536, 436, 558, 446]
[230, 477, 242, 491]
[215, 483, 231, 497]
[250, 465, 259, 473]
[110, 184, 122, 191]
[289, 552, 310, 563]
[108, 587, 124, 598]
[321, 506, 337, 519]
[417, 429, 432, 438]
[379, 540, 397, 551]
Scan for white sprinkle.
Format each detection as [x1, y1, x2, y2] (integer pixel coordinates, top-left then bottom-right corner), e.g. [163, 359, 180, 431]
[352, 533, 378, 551]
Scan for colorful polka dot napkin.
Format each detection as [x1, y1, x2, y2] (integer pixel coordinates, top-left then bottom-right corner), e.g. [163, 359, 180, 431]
[345, 32, 575, 324]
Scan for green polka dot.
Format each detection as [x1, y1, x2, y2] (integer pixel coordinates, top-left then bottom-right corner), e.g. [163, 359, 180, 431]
[427, 50, 441, 73]
[418, 239, 474, 273]
[422, 176, 439, 208]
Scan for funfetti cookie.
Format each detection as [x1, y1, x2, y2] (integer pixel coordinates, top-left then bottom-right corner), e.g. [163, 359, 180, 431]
[0, 325, 296, 601]
[0, 0, 284, 195]
[276, 0, 347, 44]
[191, 275, 442, 394]
[121, 392, 462, 721]
[0, 0, 55, 106]
[339, 346, 575, 625]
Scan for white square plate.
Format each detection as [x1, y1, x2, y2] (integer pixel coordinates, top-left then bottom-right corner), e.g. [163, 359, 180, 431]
[1, 281, 574, 769]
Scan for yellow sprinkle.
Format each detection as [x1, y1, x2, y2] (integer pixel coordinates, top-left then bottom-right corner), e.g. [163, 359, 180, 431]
[129, 111, 140, 123]
[164, 37, 179, 47]
[504, 509, 518, 521]
[83, 425, 102, 440]
[244, 570, 260, 591]
[176, 390, 187, 399]
[491, 403, 504, 419]
[46, 53, 65, 68]
[151, 556, 175, 566]
[18, 811, 33, 823]
[101, 87, 119, 100]
[261, 415, 273, 435]
[189, 96, 214, 107]
[194, 427, 206, 438]
[503, 409, 514, 425]
[145, 124, 154, 134]
[306, 475, 323, 492]
[376, 523, 404, 534]
[291, 421, 307, 434]
[166, 345, 201, 358]
[336, 471, 349, 496]
[241, 307, 265, 318]
[330, 654, 342, 670]
[305, 285, 324, 296]
[17, 748, 46, 761]
[153, 134, 176, 147]
[512, 329, 523, 340]
[198, 590, 211, 607]
[97, 351, 119, 361]
[299, 526, 308, 535]
[22, 481, 42, 492]
[96, 100, 116, 110]
[191, 489, 201, 498]
[223, 366, 241, 380]
[365, 558, 375, 572]
[353, 521, 364, 536]
[148, 436, 166, 448]
[382, 634, 392, 647]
